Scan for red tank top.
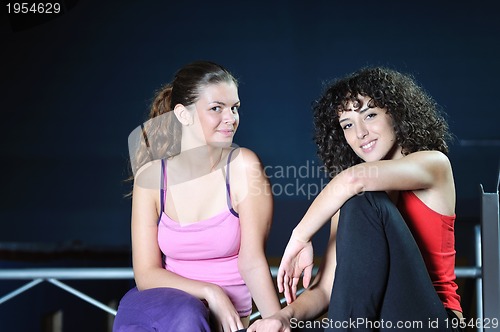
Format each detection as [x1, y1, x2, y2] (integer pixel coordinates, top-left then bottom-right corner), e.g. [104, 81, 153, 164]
[397, 191, 462, 312]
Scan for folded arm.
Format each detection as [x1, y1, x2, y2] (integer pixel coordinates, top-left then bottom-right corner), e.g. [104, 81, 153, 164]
[278, 151, 453, 299]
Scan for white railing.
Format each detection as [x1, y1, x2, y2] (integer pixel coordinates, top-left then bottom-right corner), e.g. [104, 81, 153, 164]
[0, 267, 133, 315]
[0, 226, 483, 323]
[2, 181, 498, 332]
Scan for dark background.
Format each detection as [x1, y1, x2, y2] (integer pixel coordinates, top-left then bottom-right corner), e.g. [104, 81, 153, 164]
[1, 0, 499, 331]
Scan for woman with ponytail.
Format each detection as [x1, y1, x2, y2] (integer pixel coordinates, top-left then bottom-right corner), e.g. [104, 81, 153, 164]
[114, 61, 281, 332]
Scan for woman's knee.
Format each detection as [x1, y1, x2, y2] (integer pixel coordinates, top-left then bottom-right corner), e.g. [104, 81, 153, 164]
[114, 287, 210, 332]
[159, 290, 210, 331]
[342, 191, 390, 211]
[341, 191, 399, 225]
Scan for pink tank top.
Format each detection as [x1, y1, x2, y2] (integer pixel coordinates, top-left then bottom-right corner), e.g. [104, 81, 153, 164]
[157, 149, 252, 316]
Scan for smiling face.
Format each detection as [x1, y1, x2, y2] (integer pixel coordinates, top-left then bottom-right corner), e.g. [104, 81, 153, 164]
[190, 81, 240, 148]
[339, 95, 402, 162]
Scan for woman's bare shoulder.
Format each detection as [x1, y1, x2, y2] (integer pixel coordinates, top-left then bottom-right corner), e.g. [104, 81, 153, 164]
[134, 159, 162, 191]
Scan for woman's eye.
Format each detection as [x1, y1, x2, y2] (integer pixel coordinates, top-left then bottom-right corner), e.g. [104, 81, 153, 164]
[342, 123, 352, 130]
[366, 113, 377, 119]
[211, 106, 222, 112]
[231, 106, 240, 113]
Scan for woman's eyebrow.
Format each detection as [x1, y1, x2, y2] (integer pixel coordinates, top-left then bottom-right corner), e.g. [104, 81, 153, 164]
[209, 101, 226, 105]
[339, 106, 371, 124]
[209, 100, 240, 106]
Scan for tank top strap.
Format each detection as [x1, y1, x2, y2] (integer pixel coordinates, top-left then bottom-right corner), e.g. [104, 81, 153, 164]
[159, 159, 167, 266]
[225, 148, 238, 216]
[160, 159, 167, 215]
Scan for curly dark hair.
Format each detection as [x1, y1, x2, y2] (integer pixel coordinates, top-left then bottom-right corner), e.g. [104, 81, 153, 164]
[313, 66, 452, 177]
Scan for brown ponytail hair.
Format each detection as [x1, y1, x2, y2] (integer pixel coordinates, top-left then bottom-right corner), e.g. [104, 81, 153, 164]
[127, 61, 238, 186]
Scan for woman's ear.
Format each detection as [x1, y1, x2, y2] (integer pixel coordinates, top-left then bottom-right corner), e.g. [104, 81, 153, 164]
[173, 104, 194, 126]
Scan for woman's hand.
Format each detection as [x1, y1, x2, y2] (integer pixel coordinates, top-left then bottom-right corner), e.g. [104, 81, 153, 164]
[205, 284, 245, 332]
[246, 312, 292, 332]
[277, 233, 314, 304]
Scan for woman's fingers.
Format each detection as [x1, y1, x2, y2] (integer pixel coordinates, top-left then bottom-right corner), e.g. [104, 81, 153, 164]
[277, 266, 285, 293]
[302, 264, 313, 289]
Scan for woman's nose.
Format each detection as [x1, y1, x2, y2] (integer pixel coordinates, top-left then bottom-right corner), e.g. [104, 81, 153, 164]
[223, 108, 236, 124]
[356, 124, 368, 139]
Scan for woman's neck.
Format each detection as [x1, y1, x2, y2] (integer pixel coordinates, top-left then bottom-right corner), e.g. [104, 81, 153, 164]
[177, 145, 225, 173]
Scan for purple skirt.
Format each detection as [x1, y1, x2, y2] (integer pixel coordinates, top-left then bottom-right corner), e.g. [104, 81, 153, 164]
[113, 287, 212, 332]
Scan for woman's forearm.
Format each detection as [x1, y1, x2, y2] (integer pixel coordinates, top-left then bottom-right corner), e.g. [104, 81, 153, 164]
[240, 257, 281, 318]
[282, 285, 330, 323]
[134, 266, 222, 302]
[293, 171, 358, 242]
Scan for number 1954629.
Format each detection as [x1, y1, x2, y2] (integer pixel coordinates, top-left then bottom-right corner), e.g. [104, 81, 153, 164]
[6, 2, 61, 14]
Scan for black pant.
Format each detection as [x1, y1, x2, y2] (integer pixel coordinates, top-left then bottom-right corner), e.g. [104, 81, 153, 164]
[327, 191, 456, 331]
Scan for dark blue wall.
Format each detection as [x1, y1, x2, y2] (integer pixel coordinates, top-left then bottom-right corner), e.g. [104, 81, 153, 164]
[2, 0, 499, 252]
[1, 0, 499, 330]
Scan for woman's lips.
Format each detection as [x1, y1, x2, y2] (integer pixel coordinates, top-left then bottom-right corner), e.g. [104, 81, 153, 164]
[360, 140, 376, 152]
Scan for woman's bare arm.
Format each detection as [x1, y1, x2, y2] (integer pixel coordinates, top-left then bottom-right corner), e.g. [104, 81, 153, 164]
[233, 148, 282, 318]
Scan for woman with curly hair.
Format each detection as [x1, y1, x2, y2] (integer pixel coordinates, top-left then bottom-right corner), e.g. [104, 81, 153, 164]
[248, 67, 463, 331]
